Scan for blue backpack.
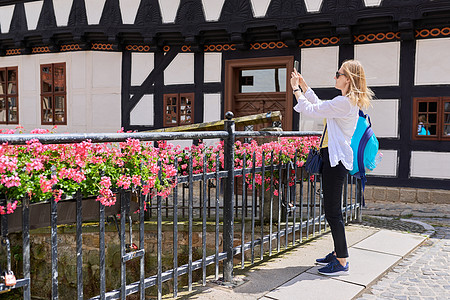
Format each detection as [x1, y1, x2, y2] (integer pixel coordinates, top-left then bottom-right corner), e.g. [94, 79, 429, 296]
[349, 110, 379, 197]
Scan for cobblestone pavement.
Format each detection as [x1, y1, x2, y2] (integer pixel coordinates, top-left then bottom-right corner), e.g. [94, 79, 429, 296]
[355, 201, 450, 300]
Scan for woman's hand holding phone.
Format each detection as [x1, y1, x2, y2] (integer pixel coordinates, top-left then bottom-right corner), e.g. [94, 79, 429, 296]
[291, 68, 308, 93]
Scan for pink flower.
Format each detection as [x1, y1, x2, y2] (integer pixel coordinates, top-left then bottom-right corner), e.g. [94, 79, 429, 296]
[30, 128, 51, 134]
[117, 175, 131, 189]
[1, 175, 21, 188]
[39, 175, 58, 193]
[97, 188, 116, 206]
[4, 201, 18, 214]
[53, 190, 63, 203]
[132, 175, 141, 186]
[99, 176, 111, 189]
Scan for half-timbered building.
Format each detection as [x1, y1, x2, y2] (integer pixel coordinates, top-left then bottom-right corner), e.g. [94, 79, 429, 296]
[0, 0, 449, 193]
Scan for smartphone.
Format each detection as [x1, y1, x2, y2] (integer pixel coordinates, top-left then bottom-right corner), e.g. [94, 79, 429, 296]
[294, 60, 299, 71]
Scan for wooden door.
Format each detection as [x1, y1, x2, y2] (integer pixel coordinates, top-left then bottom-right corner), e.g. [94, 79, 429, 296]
[225, 56, 294, 131]
[234, 92, 286, 131]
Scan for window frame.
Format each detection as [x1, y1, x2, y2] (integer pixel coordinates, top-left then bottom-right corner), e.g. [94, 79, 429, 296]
[163, 93, 194, 127]
[413, 97, 450, 141]
[40, 63, 67, 126]
[0, 66, 19, 125]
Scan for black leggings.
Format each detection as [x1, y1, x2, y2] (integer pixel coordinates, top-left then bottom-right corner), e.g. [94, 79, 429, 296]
[321, 147, 349, 258]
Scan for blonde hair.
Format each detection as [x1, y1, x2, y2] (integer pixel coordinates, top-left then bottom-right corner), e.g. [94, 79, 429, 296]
[341, 60, 374, 110]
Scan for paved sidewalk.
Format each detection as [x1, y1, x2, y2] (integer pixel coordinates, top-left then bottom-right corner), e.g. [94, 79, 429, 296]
[261, 229, 427, 300]
[179, 201, 441, 300]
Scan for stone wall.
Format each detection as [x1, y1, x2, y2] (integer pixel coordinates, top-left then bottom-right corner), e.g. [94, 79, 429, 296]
[364, 186, 450, 204]
[0, 222, 265, 300]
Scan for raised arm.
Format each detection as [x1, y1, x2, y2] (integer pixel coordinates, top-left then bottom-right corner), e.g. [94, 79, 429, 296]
[293, 95, 353, 119]
[291, 69, 320, 104]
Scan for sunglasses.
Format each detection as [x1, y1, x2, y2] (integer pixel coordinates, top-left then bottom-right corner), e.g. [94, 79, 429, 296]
[335, 71, 346, 78]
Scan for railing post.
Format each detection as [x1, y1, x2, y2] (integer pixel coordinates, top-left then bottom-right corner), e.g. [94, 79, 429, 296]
[356, 179, 363, 223]
[223, 111, 235, 283]
[22, 195, 30, 300]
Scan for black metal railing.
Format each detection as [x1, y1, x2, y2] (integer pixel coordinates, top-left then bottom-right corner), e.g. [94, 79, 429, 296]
[0, 112, 362, 299]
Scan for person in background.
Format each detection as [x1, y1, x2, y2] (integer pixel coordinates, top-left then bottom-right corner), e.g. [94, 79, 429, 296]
[291, 60, 373, 276]
[417, 115, 430, 135]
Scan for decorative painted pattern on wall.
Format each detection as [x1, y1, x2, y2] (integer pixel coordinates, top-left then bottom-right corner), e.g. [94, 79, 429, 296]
[298, 37, 340, 47]
[91, 43, 114, 51]
[0, 28, 448, 56]
[354, 32, 400, 43]
[32, 46, 51, 54]
[5, 48, 20, 55]
[416, 27, 450, 39]
[250, 41, 287, 50]
[204, 44, 236, 52]
[181, 45, 192, 52]
[61, 44, 82, 51]
[126, 45, 152, 52]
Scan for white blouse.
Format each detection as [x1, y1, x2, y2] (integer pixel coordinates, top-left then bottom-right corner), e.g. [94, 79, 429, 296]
[293, 88, 359, 170]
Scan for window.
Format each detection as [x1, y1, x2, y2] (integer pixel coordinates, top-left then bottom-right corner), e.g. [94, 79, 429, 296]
[163, 93, 194, 127]
[413, 97, 450, 141]
[0, 67, 18, 124]
[239, 68, 287, 93]
[41, 63, 67, 125]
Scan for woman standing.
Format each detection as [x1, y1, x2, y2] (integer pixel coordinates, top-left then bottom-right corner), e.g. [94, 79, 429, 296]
[291, 60, 373, 276]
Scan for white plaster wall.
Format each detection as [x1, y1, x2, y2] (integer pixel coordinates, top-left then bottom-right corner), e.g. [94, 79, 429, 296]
[164, 53, 195, 85]
[169, 139, 192, 149]
[119, 0, 141, 24]
[0, 5, 14, 33]
[355, 42, 400, 86]
[250, 0, 271, 17]
[203, 93, 221, 147]
[130, 95, 154, 126]
[301, 46, 338, 88]
[411, 151, 450, 179]
[159, 0, 180, 24]
[415, 38, 450, 85]
[53, 0, 73, 27]
[369, 150, 398, 177]
[92, 52, 122, 89]
[22, 55, 36, 92]
[204, 52, 222, 83]
[131, 53, 155, 86]
[91, 93, 121, 132]
[71, 94, 87, 126]
[304, 0, 322, 12]
[0, 51, 122, 133]
[20, 95, 38, 126]
[299, 114, 325, 132]
[203, 93, 221, 122]
[71, 52, 86, 90]
[20, 55, 38, 127]
[24, 1, 44, 30]
[85, 0, 107, 25]
[364, 0, 382, 7]
[202, 0, 225, 21]
[89, 52, 122, 132]
[299, 46, 338, 132]
[364, 99, 399, 138]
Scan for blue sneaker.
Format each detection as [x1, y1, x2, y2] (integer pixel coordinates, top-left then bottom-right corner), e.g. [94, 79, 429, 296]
[318, 257, 349, 276]
[315, 251, 335, 266]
